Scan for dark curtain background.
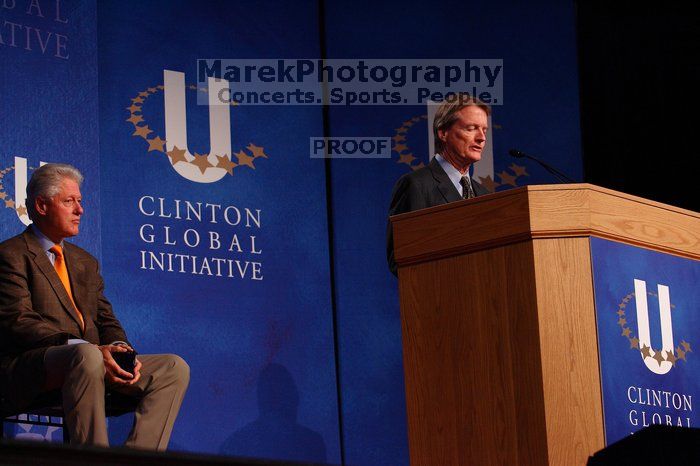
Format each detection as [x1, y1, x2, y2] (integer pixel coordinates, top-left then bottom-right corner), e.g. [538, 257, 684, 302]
[577, 3, 700, 212]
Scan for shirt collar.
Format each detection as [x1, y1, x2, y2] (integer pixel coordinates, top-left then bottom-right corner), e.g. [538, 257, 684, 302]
[31, 224, 62, 252]
[435, 154, 470, 192]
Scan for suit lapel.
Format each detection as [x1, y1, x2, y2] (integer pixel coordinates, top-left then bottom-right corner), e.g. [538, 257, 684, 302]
[471, 178, 489, 196]
[23, 229, 85, 333]
[429, 158, 462, 203]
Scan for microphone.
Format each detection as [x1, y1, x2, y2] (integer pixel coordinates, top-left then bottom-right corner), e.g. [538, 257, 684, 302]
[508, 149, 575, 183]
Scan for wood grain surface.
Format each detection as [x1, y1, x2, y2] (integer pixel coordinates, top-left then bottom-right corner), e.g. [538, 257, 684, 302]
[392, 184, 700, 268]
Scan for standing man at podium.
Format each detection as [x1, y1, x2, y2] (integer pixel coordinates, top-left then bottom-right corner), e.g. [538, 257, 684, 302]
[0, 163, 189, 449]
[387, 95, 491, 275]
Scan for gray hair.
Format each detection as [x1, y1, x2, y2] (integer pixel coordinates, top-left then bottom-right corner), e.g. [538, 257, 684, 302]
[433, 93, 490, 154]
[26, 163, 83, 221]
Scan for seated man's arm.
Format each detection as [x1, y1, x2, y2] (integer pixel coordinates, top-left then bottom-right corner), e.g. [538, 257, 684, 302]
[91, 262, 130, 346]
[0, 250, 74, 349]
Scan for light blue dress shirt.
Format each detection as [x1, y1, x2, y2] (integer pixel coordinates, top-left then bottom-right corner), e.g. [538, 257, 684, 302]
[434, 154, 473, 197]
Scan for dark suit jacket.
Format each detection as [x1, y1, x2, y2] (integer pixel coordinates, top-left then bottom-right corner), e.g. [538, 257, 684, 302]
[0, 227, 128, 412]
[386, 157, 489, 275]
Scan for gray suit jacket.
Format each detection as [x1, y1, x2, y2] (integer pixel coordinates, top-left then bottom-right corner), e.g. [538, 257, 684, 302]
[0, 228, 128, 412]
[386, 158, 489, 275]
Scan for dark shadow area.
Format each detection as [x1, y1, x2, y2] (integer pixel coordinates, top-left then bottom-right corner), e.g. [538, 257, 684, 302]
[577, 3, 700, 211]
[588, 425, 700, 465]
[220, 364, 327, 464]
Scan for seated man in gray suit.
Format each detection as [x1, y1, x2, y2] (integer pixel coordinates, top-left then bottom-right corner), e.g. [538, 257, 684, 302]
[0, 163, 189, 449]
[387, 94, 491, 275]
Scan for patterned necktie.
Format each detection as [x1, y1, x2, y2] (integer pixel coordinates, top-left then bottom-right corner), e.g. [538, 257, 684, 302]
[50, 245, 85, 331]
[460, 176, 475, 199]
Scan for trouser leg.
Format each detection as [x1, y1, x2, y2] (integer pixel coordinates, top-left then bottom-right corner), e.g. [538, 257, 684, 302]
[114, 354, 189, 451]
[43, 343, 108, 447]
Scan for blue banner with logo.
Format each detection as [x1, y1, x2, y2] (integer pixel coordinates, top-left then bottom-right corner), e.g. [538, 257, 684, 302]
[0, 0, 98, 443]
[3, 0, 585, 463]
[96, 0, 339, 462]
[0, 0, 100, 253]
[323, 2, 582, 464]
[591, 237, 699, 444]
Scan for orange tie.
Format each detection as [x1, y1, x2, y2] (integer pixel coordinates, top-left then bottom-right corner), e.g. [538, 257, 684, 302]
[50, 245, 85, 331]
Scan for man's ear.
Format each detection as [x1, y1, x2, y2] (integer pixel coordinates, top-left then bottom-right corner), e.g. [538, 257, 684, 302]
[437, 128, 448, 142]
[34, 196, 49, 216]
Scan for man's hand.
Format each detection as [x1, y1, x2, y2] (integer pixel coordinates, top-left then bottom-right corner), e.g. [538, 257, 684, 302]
[98, 344, 142, 386]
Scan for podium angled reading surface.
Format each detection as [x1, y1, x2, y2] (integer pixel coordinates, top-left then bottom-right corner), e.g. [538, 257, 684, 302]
[390, 184, 700, 466]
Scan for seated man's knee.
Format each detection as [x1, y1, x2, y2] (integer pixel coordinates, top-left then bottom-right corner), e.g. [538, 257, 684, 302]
[70, 344, 105, 378]
[168, 355, 190, 384]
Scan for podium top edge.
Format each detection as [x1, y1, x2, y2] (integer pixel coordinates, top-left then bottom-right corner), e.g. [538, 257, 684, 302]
[389, 183, 700, 224]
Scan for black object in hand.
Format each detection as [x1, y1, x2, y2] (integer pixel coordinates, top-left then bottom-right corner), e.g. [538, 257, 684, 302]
[113, 351, 137, 374]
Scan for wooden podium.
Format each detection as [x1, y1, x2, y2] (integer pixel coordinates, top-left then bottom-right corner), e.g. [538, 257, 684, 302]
[390, 184, 700, 466]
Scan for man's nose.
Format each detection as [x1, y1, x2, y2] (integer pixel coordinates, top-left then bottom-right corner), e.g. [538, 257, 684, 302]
[75, 203, 84, 215]
[476, 129, 486, 142]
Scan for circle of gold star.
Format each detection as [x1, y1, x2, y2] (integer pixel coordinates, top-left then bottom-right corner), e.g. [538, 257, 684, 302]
[616, 291, 691, 369]
[126, 84, 268, 177]
[390, 116, 526, 192]
[0, 164, 34, 217]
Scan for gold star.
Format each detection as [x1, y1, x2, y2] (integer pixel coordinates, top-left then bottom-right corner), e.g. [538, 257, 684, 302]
[640, 344, 651, 358]
[681, 341, 692, 353]
[398, 153, 416, 165]
[215, 155, 237, 175]
[126, 114, 144, 124]
[629, 337, 639, 349]
[147, 87, 157, 93]
[509, 163, 529, 177]
[5, 199, 15, 208]
[246, 143, 268, 158]
[0, 192, 6, 200]
[477, 175, 499, 193]
[127, 104, 141, 113]
[133, 125, 153, 138]
[167, 146, 188, 165]
[235, 150, 255, 169]
[190, 153, 212, 174]
[621, 327, 631, 337]
[617, 317, 627, 326]
[498, 170, 518, 187]
[157, 85, 164, 90]
[393, 143, 408, 153]
[411, 162, 425, 171]
[16, 205, 27, 216]
[396, 126, 408, 134]
[652, 349, 665, 366]
[131, 96, 144, 104]
[147, 136, 166, 152]
[676, 347, 687, 361]
[623, 297, 630, 303]
[138, 91, 149, 98]
[411, 116, 421, 122]
[402, 119, 414, 126]
[617, 309, 625, 316]
[666, 351, 677, 366]
[620, 303, 626, 309]
[392, 134, 406, 143]
[188, 84, 197, 90]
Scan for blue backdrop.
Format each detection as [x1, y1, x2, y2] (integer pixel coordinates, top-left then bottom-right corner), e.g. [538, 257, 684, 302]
[2, 0, 583, 463]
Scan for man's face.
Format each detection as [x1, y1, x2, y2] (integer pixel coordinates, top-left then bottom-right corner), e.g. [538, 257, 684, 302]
[438, 105, 488, 166]
[36, 178, 84, 243]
